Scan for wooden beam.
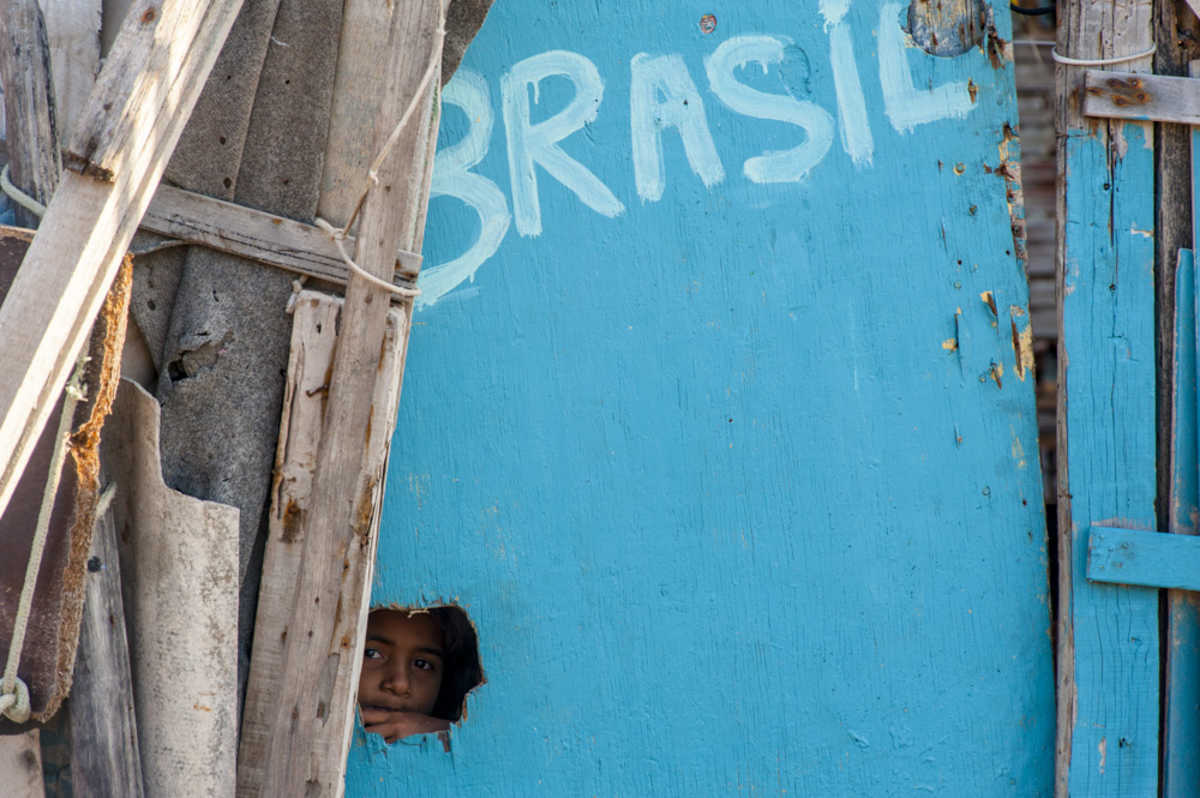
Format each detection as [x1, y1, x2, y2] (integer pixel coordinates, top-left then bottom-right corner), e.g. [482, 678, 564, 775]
[1055, 0, 1158, 795]
[1083, 70, 1200, 125]
[0, 0, 243, 523]
[0, 0, 61, 227]
[1086, 525, 1200, 590]
[237, 2, 445, 794]
[139, 184, 421, 288]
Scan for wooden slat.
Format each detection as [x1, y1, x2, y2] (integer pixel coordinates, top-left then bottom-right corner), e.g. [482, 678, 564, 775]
[140, 183, 420, 287]
[237, 2, 445, 795]
[70, 488, 145, 798]
[1083, 70, 1200, 124]
[0, 0, 243, 524]
[1055, 0, 1158, 795]
[1086, 526, 1200, 590]
[65, 0, 217, 181]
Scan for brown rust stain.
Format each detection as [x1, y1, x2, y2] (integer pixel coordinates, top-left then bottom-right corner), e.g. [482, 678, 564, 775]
[980, 290, 998, 318]
[967, 79, 978, 103]
[1103, 76, 1150, 107]
[985, 26, 1008, 69]
[353, 475, 379, 542]
[281, 499, 304, 543]
[989, 361, 1004, 389]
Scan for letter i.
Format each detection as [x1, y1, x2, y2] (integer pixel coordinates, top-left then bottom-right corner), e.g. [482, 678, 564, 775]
[821, 0, 873, 167]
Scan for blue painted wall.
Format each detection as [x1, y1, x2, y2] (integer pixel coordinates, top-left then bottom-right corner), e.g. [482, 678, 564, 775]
[348, 2, 1053, 794]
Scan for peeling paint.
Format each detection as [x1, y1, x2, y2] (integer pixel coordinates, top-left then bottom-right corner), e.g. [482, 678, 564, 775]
[942, 337, 958, 351]
[1008, 309, 1036, 381]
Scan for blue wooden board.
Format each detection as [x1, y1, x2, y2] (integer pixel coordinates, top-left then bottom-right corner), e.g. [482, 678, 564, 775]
[1060, 123, 1158, 796]
[348, 2, 1053, 795]
[1087, 525, 1200, 591]
[1165, 247, 1200, 798]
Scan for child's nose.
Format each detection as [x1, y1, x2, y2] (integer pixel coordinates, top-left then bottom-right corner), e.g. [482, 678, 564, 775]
[383, 666, 410, 695]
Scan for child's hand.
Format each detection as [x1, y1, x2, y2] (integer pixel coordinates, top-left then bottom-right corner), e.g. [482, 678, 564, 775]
[361, 707, 450, 743]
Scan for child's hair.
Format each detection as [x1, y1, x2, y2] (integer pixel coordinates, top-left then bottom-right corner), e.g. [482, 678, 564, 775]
[426, 606, 484, 722]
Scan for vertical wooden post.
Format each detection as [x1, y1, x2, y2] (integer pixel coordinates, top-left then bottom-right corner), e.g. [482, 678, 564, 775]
[237, 2, 445, 795]
[0, 0, 61, 227]
[1055, 0, 1158, 795]
[70, 495, 145, 798]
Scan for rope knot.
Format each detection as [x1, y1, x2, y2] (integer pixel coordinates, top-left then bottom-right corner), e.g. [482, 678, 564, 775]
[0, 677, 31, 723]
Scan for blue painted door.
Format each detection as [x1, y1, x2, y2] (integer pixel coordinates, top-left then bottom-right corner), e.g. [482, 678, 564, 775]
[349, 2, 1054, 794]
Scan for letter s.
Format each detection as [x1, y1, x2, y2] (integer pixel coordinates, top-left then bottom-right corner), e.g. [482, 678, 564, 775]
[704, 35, 835, 184]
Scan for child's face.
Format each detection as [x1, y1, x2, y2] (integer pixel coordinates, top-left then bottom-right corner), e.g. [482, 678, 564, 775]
[358, 610, 445, 716]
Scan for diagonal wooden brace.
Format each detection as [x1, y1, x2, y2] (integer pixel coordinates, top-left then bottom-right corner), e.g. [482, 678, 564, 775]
[0, 0, 244, 521]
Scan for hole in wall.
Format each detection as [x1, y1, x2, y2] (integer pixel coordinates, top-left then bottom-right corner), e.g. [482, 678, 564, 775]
[358, 604, 484, 744]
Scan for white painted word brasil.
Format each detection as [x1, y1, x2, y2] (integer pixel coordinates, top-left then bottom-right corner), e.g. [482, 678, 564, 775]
[421, 8, 980, 308]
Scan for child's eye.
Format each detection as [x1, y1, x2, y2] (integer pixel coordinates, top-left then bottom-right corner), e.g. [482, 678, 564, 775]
[413, 658, 436, 671]
[364, 647, 383, 660]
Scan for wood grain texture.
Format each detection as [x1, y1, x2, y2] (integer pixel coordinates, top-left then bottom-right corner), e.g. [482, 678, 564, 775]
[0, 0, 61, 227]
[70, 488, 145, 798]
[41, 0, 101, 142]
[0, 0, 242, 526]
[236, 2, 444, 795]
[65, 0, 216, 180]
[1082, 70, 1200, 124]
[347, 1, 1053, 794]
[1055, 0, 1158, 795]
[1086, 525, 1200, 589]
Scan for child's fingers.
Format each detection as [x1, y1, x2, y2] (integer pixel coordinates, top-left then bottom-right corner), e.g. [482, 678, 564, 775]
[360, 707, 392, 726]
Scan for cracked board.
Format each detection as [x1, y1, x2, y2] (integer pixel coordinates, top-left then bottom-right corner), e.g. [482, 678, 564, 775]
[348, 1, 1053, 795]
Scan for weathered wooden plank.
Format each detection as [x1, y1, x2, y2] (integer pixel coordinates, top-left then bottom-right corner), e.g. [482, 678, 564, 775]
[41, 0, 101, 142]
[0, 0, 61, 227]
[1083, 70, 1200, 124]
[1056, 0, 1158, 794]
[1165, 246, 1200, 798]
[1086, 526, 1200, 589]
[65, 0, 219, 181]
[102, 379, 238, 798]
[0, 730, 44, 797]
[70, 481, 145, 798]
[140, 183, 420, 287]
[237, 2, 444, 794]
[0, 0, 242, 526]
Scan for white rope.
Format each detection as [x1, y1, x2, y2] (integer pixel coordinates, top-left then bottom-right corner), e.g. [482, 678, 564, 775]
[1, 357, 88, 723]
[1052, 43, 1157, 66]
[313, 219, 420, 298]
[0, 163, 47, 218]
[314, 21, 446, 299]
